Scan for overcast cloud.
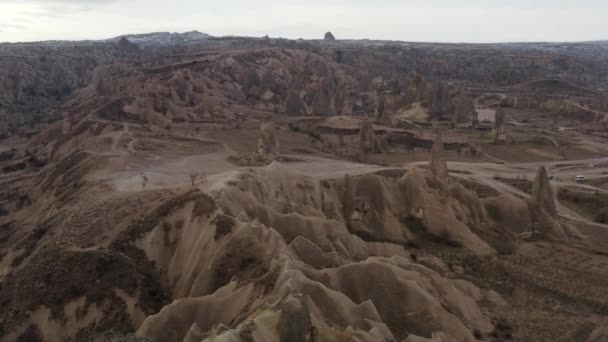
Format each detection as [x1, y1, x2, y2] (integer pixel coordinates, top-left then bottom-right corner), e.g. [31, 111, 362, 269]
[1, 0, 607, 43]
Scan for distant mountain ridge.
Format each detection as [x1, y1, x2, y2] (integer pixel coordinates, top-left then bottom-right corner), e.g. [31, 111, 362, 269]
[106, 30, 213, 46]
[0, 30, 213, 47]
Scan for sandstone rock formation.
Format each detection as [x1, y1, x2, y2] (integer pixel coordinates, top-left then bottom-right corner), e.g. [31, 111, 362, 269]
[243, 66, 261, 98]
[483, 194, 533, 235]
[285, 89, 305, 116]
[452, 93, 477, 127]
[130, 164, 499, 342]
[333, 84, 352, 115]
[402, 73, 428, 106]
[257, 122, 280, 158]
[531, 166, 557, 217]
[116, 37, 141, 56]
[428, 129, 449, 180]
[4, 32, 608, 342]
[375, 89, 403, 126]
[542, 99, 596, 122]
[358, 118, 376, 162]
[375, 93, 386, 122]
[493, 105, 507, 143]
[261, 68, 281, 95]
[394, 103, 431, 125]
[428, 81, 452, 121]
[400, 167, 495, 255]
[527, 166, 566, 240]
[311, 77, 336, 116]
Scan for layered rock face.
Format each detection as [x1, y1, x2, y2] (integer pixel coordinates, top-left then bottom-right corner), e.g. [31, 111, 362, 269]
[132, 164, 501, 342]
[1, 148, 519, 341]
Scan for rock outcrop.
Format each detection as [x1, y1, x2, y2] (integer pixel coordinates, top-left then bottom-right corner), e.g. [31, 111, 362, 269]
[527, 166, 566, 240]
[400, 168, 495, 256]
[116, 37, 141, 55]
[402, 73, 428, 106]
[257, 122, 280, 158]
[324, 32, 336, 40]
[542, 99, 596, 122]
[132, 164, 498, 342]
[531, 166, 557, 217]
[428, 129, 449, 180]
[394, 103, 431, 125]
[285, 89, 305, 116]
[483, 194, 533, 235]
[333, 84, 351, 115]
[358, 118, 376, 161]
[493, 105, 507, 143]
[311, 77, 336, 116]
[3, 31, 608, 342]
[243, 67, 261, 98]
[375, 93, 386, 122]
[452, 94, 477, 127]
[428, 81, 452, 121]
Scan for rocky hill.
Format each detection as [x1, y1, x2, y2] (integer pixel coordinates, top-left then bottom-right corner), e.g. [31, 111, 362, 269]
[107, 31, 213, 46]
[1, 32, 608, 342]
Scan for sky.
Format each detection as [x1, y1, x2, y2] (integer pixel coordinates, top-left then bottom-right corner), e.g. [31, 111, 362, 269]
[1, 0, 608, 43]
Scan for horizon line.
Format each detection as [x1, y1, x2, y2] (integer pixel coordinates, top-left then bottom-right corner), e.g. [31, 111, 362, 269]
[1, 30, 607, 46]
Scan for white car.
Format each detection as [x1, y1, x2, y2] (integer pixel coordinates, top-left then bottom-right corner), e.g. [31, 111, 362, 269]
[574, 175, 587, 182]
